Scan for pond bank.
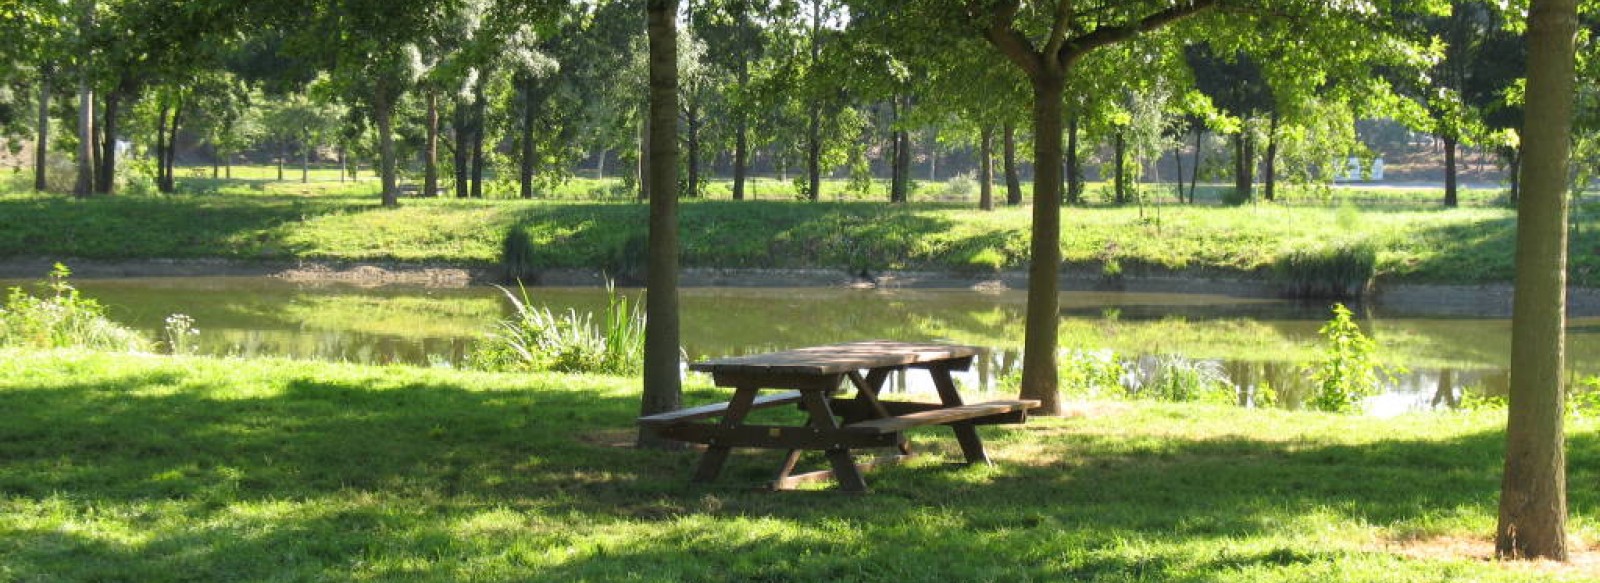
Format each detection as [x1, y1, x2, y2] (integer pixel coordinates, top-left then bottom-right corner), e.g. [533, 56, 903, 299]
[3, 256, 1598, 318]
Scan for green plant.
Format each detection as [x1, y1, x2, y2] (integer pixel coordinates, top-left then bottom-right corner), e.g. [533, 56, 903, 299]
[942, 173, 976, 198]
[501, 227, 539, 284]
[1305, 303, 1390, 412]
[162, 313, 200, 355]
[0, 264, 151, 352]
[1273, 240, 1376, 299]
[1056, 348, 1127, 398]
[469, 281, 644, 375]
[1136, 355, 1236, 403]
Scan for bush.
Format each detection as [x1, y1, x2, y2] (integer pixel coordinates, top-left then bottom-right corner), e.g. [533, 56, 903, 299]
[469, 281, 644, 375]
[1056, 348, 1127, 398]
[1133, 356, 1236, 403]
[501, 227, 539, 284]
[943, 173, 976, 199]
[0, 264, 151, 352]
[1273, 240, 1376, 299]
[1305, 303, 1393, 412]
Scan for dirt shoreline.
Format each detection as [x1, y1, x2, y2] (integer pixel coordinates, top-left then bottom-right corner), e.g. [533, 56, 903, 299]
[2, 257, 1596, 317]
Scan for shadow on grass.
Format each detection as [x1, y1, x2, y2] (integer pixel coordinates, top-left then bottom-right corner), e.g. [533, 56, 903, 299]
[4, 362, 1595, 580]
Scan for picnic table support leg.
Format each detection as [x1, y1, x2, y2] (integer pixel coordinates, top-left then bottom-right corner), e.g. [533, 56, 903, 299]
[798, 390, 868, 493]
[850, 369, 913, 457]
[930, 363, 991, 465]
[691, 386, 760, 484]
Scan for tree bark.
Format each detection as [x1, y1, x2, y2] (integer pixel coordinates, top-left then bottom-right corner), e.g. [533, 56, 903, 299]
[425, 89, 439, 197]
[375, 83, 399, 207]
[1444, 133, 1459, 207]
[160, 94, 183, 194]
[301, 132, 310, 183]
[1113, 130, 1127, 204]
[520, 76, 537, 199]
[804, 0, 823, 201]
[889, 95, 908, 203]
[639, 106, 650, 201]
[1004, 122, 1021, 205]
[453, 95, 470, 198]
[470, 81, 487, 199]
[731, 55, 750, 201]
[639, 0, 683, 448]
[979, 126, 994, 211]
[1020, 73, 1065, 415]
[1496, 0, 1575, 560]
[1066, 113, 1082, 204]
[1190, 127, 1203, 203]
[1264, 111, 1278, 202]
[1173, 144, 1185, 203]
[34, 66, 50, 192]
[97, 89, 119, 194]
[73, 32, 94, 198]
[276, 139, 285, 181]
[686, 104, 701, 197]
[1233, 131, 1253, 201]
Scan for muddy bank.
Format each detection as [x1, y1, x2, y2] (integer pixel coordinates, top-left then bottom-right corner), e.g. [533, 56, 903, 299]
[2, 257, 1596, 318]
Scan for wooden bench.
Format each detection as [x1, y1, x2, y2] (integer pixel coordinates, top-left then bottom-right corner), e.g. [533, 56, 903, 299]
[639, 341, 1041, 492]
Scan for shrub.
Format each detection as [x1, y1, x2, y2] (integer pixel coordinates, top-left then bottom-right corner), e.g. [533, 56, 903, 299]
[1057, 348, 1127, 398]
[0, 263, 151, 352]
[943, 173, 976, 199]
[1305, 303, 1392, 412]
[469, 281, 644, 375]
[1273, 240, 1376, 299]
[501, 227, 539, 284]
[1134, 356, 1236, 403]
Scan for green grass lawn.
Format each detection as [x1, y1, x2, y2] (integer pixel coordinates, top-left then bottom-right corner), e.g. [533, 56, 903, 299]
[2, 349, 1596, 581]
[3, 168, 1597, 287]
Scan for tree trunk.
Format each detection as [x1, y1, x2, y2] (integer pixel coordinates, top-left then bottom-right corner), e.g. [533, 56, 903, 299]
[639, 0, 683, 448]
[97, 89, 119, 194]
[375, 84, 399, 208]
[1496, 0, 1575, 560]
[161, 94, 182, 194]
[805, 0, 822, 201]
[301, 133, 310, 183]
[1173, 144, 1185, 203]
[731, 55, 750, 201]
[1508, 146, 1523, 205]
[639, 106, 650, 201]
[597, 149, 606, 181]
[520, 76, 537, 199]
[1020, 73, 1065, 416]
[1066, 113, 1082, 204]
[1264, 111, 1278, 202]
[337, 146, 345, 182]
[73, 45, 94, 198]
[1233, 131, 1253, 200]
[686, 105, 701, 197]
[277, 140, 285, 181]
[470, 82, 487, 199]
[889, 95, 908, 203]
[425, 89, 439, 197]
[1190, 127, 1203, 203]
[1114, 131, 1127, 204]
[34, 66, 50, 192]
[1444, 133, 1459, 207]
[979, 126, 994, 211]
[454, 96, 470, 198]
[1004, 122, 1021, 205]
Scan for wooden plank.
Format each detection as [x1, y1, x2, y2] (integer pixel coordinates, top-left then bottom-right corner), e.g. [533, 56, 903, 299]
[637, 391, 805, 427]
[845, 400, 1041, 434]
[707, 371, 844, 392]
[690, 340, 983, 376]
[650, 423, 906, 449]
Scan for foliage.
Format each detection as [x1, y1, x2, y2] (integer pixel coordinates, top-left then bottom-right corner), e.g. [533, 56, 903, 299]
[1055, 348, 1127, 398]
[162, 313, 199, 355]
[1305, 303, 1392, 413]
[0, 264, 149, 352]
[500, 226, 538, 284]
[1129, 355, 1237, 404]
[1272, 239, 1377, 299]
[469, 281, 643, 375]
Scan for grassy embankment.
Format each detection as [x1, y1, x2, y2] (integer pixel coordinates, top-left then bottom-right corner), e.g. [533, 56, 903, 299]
[2, 170, 1596, 287]
[1, 348, 1596, 581]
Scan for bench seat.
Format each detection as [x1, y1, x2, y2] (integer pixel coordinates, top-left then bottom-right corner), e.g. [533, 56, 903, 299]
[637, 391, 807, 427]
[845, 399, 1039, 434]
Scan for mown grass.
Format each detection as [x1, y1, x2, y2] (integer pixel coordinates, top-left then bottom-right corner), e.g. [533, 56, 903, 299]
[3, 170, 1596, 286]
[1, 349, 1596, 581]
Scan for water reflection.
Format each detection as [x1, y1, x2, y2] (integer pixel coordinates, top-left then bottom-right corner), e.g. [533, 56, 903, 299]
[8, 276, 1594, 414]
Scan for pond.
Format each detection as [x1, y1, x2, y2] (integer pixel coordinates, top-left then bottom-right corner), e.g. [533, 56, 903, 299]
[11, 275, 1599, 415]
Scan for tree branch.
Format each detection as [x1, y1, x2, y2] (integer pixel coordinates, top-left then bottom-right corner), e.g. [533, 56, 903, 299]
[1043, 0, 1076, 60]
[970, 0, 1043, 78]
[1059, 0, 1219, 67]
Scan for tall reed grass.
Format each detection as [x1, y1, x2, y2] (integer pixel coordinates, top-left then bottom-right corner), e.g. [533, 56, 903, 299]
[469, 281, 645, 375]
[0, 264, 151, 352]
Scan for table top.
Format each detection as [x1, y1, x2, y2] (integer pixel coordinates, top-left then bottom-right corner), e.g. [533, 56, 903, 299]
[688, 340, 982, 376]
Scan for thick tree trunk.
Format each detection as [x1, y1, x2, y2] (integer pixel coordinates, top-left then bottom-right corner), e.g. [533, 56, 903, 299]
[1444, 134, 1459, 207]
[731, 56, 750, 201]
[454, 96, 470, 199]
[1233, 132, 1253, 200]
[34, 66, 50, 192]
[160, 95, 183, 194]
[639, 107, 650, 201]
[1020, 73, 1065, 416]
[979, 126, 994, 211]
[470, 82, 487, 199]
[425, 89, 439, 197]
[1496, 0, 1575, 560]
[97, 89, 119, 194]
[73, 54, 94, 198]
[639, 0, 683, 448]
[1264, 111, 1278, 202]
[1004, 122, 1022, 205]
[1066, 113, 1082, 204]
[375, 85, 399, 208]
[520, 77, 537, 199]
[889, 96, 908, 203]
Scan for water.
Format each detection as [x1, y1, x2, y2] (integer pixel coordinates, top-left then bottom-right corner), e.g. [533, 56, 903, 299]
[9, 275, 1597, 414]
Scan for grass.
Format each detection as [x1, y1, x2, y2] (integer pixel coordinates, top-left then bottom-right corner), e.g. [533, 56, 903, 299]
[3, 168, 1597, 287]
[1, 348, 1597, 581]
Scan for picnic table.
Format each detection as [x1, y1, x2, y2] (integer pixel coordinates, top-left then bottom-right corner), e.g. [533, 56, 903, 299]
[638, 340, 1040, 492]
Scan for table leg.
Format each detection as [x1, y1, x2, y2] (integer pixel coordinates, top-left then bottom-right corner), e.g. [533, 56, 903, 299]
[691, 386, 759, 483]
[930, 363, 990, 465]
[799, 390, 868, 493]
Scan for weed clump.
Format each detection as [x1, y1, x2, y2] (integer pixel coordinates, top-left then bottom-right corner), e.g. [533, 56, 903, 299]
[0, 264, 151, 352]
[1305, 303, 1395, 412]
[500, 227, 539, 285]
[1273, 240, 1376, 299]
[469, 281, 644, 375]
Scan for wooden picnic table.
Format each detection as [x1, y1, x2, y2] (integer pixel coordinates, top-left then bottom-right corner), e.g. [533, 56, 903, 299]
[638, 340, 1039, 493]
